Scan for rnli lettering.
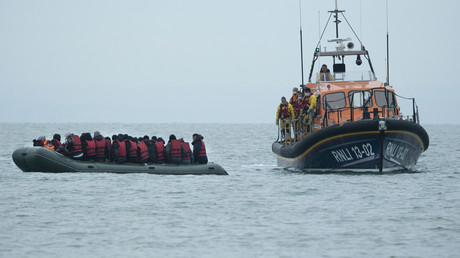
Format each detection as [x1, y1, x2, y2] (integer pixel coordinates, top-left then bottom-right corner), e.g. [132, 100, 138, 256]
[331, 143, 375, 163]
[385, 142, 409, 160]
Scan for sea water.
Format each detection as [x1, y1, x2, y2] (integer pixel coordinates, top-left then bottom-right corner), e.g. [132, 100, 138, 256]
[0, 123, 459, 257]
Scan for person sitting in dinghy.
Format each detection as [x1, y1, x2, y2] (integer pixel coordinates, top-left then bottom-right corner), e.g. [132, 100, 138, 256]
[276, 97, 295, 143]
[33, 136, 46, 147]
[63, 133, 83, 160]
[192, 134, 208, 164]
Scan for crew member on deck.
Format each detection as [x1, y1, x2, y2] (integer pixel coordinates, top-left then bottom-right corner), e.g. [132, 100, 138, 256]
[192, 133, 208, 164]
[302, 87, 317, 134]
[293, 91, 305, 141]
[276, 96, 295, 143]
[289, 87, 299, 107]
[318, 64, 334, 81]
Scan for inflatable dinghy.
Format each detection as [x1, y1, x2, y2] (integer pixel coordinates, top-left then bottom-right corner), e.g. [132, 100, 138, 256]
[12, 147, 228, 175]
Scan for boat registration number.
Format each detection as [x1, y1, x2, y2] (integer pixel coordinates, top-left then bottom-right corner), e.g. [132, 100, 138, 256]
[331, 143, 375, 163]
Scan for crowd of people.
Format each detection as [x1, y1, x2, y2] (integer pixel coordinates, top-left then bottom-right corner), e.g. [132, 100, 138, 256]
[32, 132, 208, 165]
[276, 85, 317, 143]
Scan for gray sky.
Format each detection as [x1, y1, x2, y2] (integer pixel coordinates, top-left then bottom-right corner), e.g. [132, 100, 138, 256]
[1, 0, 459, 124]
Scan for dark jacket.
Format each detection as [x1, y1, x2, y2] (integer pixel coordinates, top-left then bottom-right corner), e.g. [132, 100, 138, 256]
[192, 136, 208, 164]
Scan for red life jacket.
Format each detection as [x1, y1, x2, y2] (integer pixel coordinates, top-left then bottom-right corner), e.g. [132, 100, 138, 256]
[181, 141, 192, 161]
[155, 141, 165, 161]
[94, 138, 106, 157]
[137, 141, 149, 163]
[127, 140, 137, 158]
[114, 140, 126, 157]
[85, 140, 96, 157]
[51, 139, 62, 147]
[278, 104, 291, 119]
[198, 139, 206, 157]
[169, 139, 182, 158]
[70, 135, 82, 155]
[303, 95, 311, 110]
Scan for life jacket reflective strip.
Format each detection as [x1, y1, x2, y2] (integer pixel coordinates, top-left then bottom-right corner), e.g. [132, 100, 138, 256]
[85, 140, 96, 157]
[70, 135, 82, 155]
[199, 139, 206, 157]
[278, 104, 291, 119]
[169, 139, 182, 158]
[155, 142, 165, 161]
[181, 142, 192, 161]
[137, 141, 149, 162]
[44, 140, 55, 151]
[114, 140, 126, 157]
[127, 140, 137, 158]
[94, 138, 106, 156]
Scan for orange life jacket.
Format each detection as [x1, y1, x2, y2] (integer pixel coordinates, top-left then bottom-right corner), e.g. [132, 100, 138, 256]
[44, 140, 55, 151]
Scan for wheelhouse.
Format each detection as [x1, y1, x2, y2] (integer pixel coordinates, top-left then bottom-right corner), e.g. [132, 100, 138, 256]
[313, 84, 400, 127]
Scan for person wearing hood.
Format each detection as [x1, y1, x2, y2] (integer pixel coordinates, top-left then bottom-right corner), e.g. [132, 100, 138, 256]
[81, 132, 96, 161]
[112, 134, 127, 163]
[192, 133, 208, 164]
[94, 131, 110, 162]
[165, 134, 185, 164]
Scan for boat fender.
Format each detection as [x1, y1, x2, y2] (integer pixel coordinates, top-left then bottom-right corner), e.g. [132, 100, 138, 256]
[378, 120, 387, 131]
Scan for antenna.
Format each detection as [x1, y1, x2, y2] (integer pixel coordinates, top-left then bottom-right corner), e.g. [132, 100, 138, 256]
[299, 0, 305, 86]
[386, 0, 390, 85]
[360, 0, 363, 44]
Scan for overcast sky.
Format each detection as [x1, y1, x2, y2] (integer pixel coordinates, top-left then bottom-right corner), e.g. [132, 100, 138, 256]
[1, 0, 459, 124]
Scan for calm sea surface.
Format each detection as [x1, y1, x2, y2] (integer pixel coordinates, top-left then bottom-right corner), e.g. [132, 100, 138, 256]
[0, 123, 459, 257]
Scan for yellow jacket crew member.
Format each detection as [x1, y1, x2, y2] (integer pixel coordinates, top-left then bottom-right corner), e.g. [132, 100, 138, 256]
[317, 64, 334, 81]
[276, 96, 295, 142]
[289, 87, 299, 107]
[303, 88, 317, 133]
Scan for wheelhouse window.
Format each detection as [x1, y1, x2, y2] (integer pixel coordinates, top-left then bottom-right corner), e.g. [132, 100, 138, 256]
[374, 91, 396, 107]
[323, 92, 347, 110]
[349, 90, 373, 108]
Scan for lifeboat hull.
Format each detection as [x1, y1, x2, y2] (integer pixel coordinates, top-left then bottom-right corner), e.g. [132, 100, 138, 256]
[272, 119, 429, 172]
[12, 147, 228, 175]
